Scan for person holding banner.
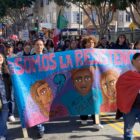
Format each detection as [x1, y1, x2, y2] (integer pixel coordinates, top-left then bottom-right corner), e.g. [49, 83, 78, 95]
[0, 53, 10, 140]
[116, 53, 140, 140]
[81, 36, 97, 49]
[96, 37, 110, 49]
[31, 38, 46, 138]
[4, 42, 16, 123]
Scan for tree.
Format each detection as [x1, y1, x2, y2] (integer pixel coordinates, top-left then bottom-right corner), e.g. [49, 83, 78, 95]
[50, 0, 123, 38]
[0, 0, 35, 34]
[6, 0, 35, 8]
[127, 0, 140, 28]
[0, 1, 6, 17]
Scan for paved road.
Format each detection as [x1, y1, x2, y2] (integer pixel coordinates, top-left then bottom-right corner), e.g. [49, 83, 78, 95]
[7, 113, 140, 140]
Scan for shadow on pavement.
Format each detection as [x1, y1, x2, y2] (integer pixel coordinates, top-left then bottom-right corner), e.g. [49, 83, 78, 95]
[70, 135, 123, 140]
[7, 126, 23, 140]
[7, 116, 123, 139]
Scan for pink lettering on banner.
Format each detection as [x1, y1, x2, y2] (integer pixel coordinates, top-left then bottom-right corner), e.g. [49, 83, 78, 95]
[66, 55, 73, 68]
[112, 50, 126, 65]
[109, 50, 123, 65]
[124, 51, 136, 65]
[24, 57, 32, 73]
[115, 51, 133, 65]
[114, 53, 122, 65]
[41, 55, 49, 71]
[83, 49, 92, 65]
[99, 50, 109, 65]
[49, 53, 56, 70]
[123, 51, 131, 65]
[107, 51, 114, 64]
[75, 50, 84, 67]
[30, 58, 36, 73]
[7, 61, 15, 74]
[15, 58, 24, 75]
[91, 52, 100, 65]
[59, 56, 67, 69]
[33, 56, 42, 72]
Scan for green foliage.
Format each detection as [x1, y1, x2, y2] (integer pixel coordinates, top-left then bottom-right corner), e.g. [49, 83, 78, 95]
[0, 0, 35, 17]
[51, 0, 135, 9]
[128, 0, 137, 3]
[4, 0, 35, 8]
[0, 1, 6, 17]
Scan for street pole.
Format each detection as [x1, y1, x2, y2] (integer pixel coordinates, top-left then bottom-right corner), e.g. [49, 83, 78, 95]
[79, 1, 81, 36]
[131, 29, 134, 43]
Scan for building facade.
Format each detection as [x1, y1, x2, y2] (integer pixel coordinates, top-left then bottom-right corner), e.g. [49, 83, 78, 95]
[30, 1, 137, 36]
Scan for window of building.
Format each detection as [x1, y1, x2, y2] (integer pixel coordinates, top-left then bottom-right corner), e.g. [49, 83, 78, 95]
[65, 12, 70, 23]
[73, 11, 83, 24]
[73, 12, 78, 23]
[126, 14, 131, 22]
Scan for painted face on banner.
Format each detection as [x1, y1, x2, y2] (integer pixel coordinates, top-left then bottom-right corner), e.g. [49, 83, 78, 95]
[31, 80, 53, 113]
[101, 70, 119, 102]
[37, 83, 53, 107]
[72, 68, 93, 96]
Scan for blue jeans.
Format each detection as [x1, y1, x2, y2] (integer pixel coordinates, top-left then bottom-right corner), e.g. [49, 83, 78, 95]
[0, 103, 9, 136]
[8, 87, 15, 116]
[123, 108, 140, 140]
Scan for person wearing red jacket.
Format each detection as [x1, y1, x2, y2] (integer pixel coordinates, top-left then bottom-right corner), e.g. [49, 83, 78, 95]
[116, 52, 140, 140]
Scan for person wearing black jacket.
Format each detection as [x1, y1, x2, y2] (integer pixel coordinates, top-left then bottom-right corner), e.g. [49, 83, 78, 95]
[111, 34, 130, 49]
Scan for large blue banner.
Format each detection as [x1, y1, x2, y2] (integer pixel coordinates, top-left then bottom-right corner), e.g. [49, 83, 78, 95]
[7, 49, 137, 128]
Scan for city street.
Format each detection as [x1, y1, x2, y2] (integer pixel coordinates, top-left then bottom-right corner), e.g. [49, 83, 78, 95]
[0, 1, 140, 140]
[7, 113, 140, 140]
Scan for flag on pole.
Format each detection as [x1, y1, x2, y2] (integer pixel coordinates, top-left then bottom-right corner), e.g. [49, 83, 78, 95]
[53, 28, 60, 48]
[57, 8, 68, 29]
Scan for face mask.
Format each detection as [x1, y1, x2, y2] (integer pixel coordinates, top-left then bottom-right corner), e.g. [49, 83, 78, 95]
[48, 48, 54, 52]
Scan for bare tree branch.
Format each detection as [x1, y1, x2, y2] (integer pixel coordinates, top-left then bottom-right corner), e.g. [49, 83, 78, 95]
[128, 3, 140, 27]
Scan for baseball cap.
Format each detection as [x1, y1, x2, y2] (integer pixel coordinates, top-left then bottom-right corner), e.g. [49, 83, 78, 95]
[4, 41, 14, 48]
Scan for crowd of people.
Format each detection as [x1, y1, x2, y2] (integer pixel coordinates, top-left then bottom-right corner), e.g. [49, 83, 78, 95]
[0, 33, 140, 140]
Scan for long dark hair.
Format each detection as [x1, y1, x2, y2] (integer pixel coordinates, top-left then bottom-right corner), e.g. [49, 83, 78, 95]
[45, 39, 54, 48]
[34, 38, 45, 45]
[0, 53, 8, 74]
[116, 34, 127, 45]
[133, 41, 140, 49]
